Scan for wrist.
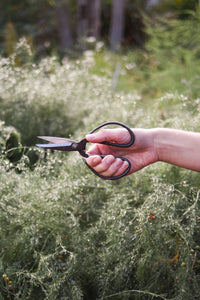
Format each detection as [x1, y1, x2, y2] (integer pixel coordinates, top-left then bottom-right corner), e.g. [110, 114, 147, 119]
[131, 128, 160, 164]
[151, 128, 194, 166]
[149, 128, 161, 163]
[151, 128, 173, 163]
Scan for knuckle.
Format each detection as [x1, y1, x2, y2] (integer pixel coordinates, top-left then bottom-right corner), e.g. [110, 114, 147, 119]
[115, 158, 124, 167]
[99, 129, 109, 141]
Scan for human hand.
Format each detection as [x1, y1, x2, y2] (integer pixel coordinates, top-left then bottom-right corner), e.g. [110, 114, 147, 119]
[85, 128, 158, 179]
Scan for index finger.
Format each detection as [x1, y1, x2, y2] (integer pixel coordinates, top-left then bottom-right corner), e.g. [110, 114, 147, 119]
[87, 143, 109, 156]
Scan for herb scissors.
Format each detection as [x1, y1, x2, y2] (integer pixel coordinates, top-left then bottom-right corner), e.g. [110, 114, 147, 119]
[37, 121, 135, 180]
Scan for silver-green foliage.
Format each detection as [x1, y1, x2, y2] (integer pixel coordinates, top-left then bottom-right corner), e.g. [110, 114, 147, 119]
[1, 151, 200, 299]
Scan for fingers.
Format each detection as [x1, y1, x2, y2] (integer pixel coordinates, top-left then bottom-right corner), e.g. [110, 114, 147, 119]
[87, 143, 109, 156]
[86, 155, 129, 178]
[86, 128, 130, 144]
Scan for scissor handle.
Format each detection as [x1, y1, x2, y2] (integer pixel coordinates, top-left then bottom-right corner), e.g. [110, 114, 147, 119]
[89, 121, 135, 147]
[84, 122, 135, 180]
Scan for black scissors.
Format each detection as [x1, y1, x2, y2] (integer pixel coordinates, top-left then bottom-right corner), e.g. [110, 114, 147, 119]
[36, 121, 135, 180]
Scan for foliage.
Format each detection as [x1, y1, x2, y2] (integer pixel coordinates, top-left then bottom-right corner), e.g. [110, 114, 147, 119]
[145, 12, 200, 57]
[122, 12, 200, 100]
[148, 0, 199, 14]
[0, 121, 22, 163]
[0, 0, 55, 57]
[1, 15, 200, 300]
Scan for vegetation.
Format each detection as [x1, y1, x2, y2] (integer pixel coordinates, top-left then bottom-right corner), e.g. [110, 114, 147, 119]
[0, 10, 200, 300]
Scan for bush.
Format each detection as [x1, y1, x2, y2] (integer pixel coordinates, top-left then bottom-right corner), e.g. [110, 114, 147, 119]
[0, 120, 22, 163]
[0, 150, 200, 299]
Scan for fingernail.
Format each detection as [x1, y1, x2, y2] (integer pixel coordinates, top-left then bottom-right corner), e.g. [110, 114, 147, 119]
[124, 161, 129, 167]
[104, 155, 114, 164]
[86, 155, 100, 165]
[92, 156, 100, 164]
[86, 134, 95, 141]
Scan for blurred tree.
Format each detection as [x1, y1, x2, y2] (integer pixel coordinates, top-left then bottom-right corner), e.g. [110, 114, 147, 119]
[124, 0, 146, 47]
[55, 0, 72, 53]
[110, 0, 125, 51]
[5, 22, 18, 56]
[88, 0, 101, 40]
[77, 0, 88, 50]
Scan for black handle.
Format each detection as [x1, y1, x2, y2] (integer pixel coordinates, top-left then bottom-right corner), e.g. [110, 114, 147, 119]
[84, 122, 134, 180]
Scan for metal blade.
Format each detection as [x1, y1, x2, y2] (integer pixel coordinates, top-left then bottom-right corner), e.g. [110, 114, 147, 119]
[37, 136, 76, 144]
[36, 142, 75, 151]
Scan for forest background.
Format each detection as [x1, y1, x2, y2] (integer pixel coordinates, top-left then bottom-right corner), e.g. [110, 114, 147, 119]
[1, 0, 200, 300]
[0, 0, 199, 56]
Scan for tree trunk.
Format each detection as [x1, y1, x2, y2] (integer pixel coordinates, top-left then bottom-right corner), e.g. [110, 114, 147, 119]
[88, 0, 101, 40]
[55, 0, 72, 52]
[110, 0, 125, 52]
[77, 0, 88, 50]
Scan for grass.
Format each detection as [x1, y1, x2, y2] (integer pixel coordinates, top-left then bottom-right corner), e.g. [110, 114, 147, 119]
[0, 15, 200, 299]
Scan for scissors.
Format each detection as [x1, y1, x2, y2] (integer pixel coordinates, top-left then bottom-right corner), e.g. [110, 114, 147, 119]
[36, 121, 135, 180]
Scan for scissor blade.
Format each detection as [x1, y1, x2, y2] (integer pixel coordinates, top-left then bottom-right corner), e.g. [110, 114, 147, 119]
[36, 142, 74, 151]
[37, 136, 76, 144]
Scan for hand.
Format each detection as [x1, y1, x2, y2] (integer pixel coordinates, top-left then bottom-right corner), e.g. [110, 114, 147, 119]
[85, 128, 158, 178]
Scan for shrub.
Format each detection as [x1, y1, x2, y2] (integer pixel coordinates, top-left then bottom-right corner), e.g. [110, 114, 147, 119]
[0, 120, 22, 163]
[0, 150, 200, 299]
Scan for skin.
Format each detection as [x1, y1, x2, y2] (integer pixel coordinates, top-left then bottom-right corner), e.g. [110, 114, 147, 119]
[85, 128, 200, 178]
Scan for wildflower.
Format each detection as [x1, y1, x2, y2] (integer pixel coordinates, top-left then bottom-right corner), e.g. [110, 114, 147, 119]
[148, 214, 155, 221]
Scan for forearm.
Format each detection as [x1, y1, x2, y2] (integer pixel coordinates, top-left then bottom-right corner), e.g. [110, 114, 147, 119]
[152, 128, 200, 171]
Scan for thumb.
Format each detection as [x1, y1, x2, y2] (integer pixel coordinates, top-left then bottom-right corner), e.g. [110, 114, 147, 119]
[86, 128, 126, 144]
[86, 131, 107, 143]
